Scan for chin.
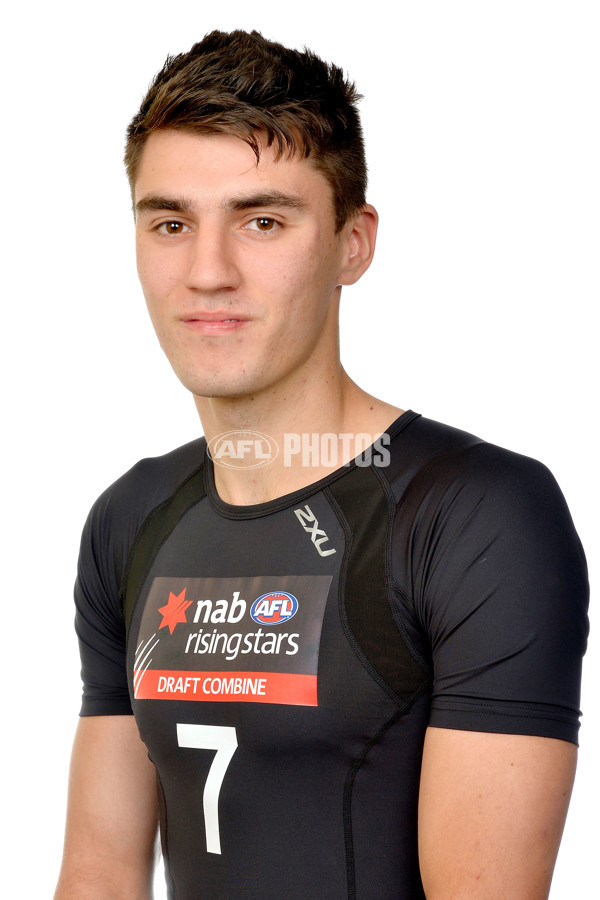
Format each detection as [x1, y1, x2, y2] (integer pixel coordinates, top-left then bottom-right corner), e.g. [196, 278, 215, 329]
[180, 372, 262, 402]
[173, 355, 288, 402]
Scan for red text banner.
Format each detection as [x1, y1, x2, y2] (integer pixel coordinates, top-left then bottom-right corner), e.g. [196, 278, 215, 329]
[134, 669, 318, 706]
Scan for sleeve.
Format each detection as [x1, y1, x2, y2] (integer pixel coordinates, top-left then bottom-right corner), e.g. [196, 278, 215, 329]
[75, 489, 134, 717]
[408, 445, 589, 744]
[73, 441, 207, 716]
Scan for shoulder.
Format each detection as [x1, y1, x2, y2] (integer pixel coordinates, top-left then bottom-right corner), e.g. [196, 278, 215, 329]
[77, 437, 207, 594]
[387, 412, 568, 521]
[86, 437, 207, 534]
[388, 412, 588, 648]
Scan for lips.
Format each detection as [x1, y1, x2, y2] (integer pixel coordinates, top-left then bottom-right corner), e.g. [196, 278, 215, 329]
[180, 312, 249, 333]
[182, 311, 245, 321]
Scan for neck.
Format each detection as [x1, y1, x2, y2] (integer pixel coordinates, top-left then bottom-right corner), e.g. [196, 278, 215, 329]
[195, 369, 403, 505]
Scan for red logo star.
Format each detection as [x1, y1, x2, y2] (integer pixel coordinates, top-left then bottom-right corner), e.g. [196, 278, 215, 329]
[158, 588, 193, 634]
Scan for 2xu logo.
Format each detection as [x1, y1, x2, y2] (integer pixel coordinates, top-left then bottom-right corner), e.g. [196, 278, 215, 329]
[294, 504, 336, 557]
[250, 591, 298, 625]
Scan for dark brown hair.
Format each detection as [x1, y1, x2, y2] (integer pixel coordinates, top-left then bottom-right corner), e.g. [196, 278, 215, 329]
[124, 30, 367, 231]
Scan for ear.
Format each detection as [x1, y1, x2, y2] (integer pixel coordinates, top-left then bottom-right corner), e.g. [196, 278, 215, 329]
[337, 204, 378, 286]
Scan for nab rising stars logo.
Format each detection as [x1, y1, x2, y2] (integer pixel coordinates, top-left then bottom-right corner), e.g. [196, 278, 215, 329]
[250, 591, 298, 625]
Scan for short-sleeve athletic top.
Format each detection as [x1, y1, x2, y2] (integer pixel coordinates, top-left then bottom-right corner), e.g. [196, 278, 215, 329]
[75, 412, 589, 899]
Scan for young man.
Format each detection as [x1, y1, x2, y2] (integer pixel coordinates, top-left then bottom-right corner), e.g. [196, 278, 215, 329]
[55, 30, 588, 900]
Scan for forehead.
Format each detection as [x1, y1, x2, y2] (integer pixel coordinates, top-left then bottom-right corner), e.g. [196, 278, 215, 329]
[134, 130, 334, 212]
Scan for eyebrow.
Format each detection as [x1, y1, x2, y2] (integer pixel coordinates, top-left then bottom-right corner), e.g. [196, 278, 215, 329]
[134, 190, 309, 218]
[134, 195, 194, 217]
[223, 191, 309, 213]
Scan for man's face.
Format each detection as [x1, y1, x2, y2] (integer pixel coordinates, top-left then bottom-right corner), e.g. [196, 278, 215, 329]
[134, 130, 352, 403]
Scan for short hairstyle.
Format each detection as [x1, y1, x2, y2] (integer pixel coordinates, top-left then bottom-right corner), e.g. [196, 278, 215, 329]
[124, 30, 367, 232]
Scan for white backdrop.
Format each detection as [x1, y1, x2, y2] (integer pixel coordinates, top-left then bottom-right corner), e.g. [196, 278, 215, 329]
[2, 2, 596, 897]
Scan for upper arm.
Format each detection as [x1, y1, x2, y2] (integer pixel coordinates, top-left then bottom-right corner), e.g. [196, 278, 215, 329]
[411, 454, 584, 896]
[418, 727, 577, 899]
[397, 446, 589, 744]
[54, 716, 158, 899]
[57, 469, 175, 897]
[430, 454, 587, 739]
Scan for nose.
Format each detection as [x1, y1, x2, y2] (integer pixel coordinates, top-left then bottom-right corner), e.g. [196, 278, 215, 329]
[184, 223, 241, 294]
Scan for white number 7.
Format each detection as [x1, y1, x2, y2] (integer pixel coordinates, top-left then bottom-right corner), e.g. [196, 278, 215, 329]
[177, 723, 238, 855]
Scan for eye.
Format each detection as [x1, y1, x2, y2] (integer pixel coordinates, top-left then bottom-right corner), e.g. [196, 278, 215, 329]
[156, 221, 191, 235]
[244, 217, 279, 234]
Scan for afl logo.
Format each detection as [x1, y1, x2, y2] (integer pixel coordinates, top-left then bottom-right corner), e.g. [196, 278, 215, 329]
[207, 430, 278, 469]
[250, 592, 298, 625]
